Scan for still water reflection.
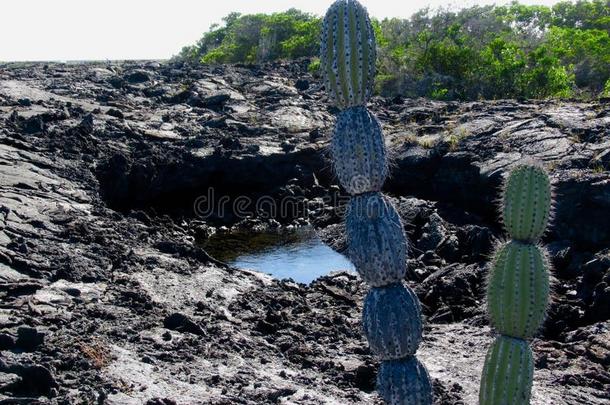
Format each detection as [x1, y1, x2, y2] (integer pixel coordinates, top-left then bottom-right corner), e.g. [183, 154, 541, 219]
[202, 227, 355, 284]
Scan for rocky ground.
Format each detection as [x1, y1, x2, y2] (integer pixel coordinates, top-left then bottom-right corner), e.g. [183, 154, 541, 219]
[0, 60, 608, 404]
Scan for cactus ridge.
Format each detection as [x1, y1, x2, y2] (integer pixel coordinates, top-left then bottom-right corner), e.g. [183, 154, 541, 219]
[362, 284, 422, 360]
[346, 193, 407, 287]
[487, 241, 550, 339]
[321, 0, 376, 109]
[479, 335, 534, 405]
[377, 357, 433, 405]
[502, 164, 552, 242]
[331, 106, 388, 195]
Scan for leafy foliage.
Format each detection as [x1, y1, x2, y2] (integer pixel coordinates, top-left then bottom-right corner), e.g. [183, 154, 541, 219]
[604, 78, 610, 96]
[178, 1, 610, 99]
[179, 9, 321, 64]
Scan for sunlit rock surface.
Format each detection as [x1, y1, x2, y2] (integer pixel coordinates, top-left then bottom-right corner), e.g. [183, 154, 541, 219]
[0, 60, 608, 404]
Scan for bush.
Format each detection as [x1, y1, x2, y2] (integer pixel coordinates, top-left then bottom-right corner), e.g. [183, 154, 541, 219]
[178, 1, 610, 100]
[603, 79, 610, 97]
[179, 9, 320, 65]
[307, 58, 321, 76]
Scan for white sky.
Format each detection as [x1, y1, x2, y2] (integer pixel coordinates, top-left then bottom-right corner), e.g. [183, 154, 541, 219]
[1, 0, 562, 62]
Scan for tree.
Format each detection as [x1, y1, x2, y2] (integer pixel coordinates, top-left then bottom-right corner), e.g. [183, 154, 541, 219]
[177, 1, 610, 100]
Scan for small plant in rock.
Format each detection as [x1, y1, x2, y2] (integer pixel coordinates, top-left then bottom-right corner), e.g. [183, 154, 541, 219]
[308, 58, 321, 76]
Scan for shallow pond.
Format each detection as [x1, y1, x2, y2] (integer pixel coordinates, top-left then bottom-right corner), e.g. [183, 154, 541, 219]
[201, 227, 354, 284]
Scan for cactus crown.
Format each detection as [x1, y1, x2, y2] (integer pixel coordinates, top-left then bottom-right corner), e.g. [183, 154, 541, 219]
[321, 0, 376, 109]
[501, 163, 552, 242]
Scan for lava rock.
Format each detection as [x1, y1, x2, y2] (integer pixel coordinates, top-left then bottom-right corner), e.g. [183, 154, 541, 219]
[107, 75, 124, 88]
[1, 60, 609, 404]
[189, 93, 230, 110]
[295, 79, 310, 91]
[106, 108, 124, 119]
[352, 362, 376, 392]
[416, 263, 485, 322]
[124, 69, 151, 83]
[16, 327, 45, 351]
[163, 313, 205, 336]
[146, 399, 178, 405]
[0, 333, 16, 350]
[0, 362, 58, 397]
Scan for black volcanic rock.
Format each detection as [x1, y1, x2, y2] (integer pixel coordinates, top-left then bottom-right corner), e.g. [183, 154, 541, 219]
[124, 69, 151, 83]
[163, 313, 205, 336]
[0, 60, 607, 404]
[0, 362, 58, 397]
[15, 327, 45, 351]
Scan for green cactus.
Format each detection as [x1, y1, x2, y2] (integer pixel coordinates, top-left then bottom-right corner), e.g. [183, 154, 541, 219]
[502, 163, 552, 242]
[322, 1, 431, 403]
[321, 0, 376, 109]
[480, 162, 553, 405]
[487, 241, 550, 338]
[479, 335, 534, 405]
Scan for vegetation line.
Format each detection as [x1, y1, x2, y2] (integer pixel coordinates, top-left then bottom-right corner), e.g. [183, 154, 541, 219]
[177, 1, 610, 100]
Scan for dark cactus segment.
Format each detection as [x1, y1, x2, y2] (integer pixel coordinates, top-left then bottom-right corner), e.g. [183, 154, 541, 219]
[362, 284, 422, 360]
[487, 241, 550, 339]
[377, 357, 433, 405]
[502, 163, 552, 242]
[479, 335, 534, 405]
[346, 193, 407, 287]
[320, 0, 376, 109]
[331, 106, 388, 195]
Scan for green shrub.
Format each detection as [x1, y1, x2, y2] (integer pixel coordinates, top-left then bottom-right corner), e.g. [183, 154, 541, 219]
[307, 58, 320, 75]
[178, 0, 610, 100]
[603, 79, 610, 97]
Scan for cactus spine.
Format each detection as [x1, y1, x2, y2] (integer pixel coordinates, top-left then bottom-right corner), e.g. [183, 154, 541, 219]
[322, 1, 431, 403]
[480, 163, 553, 405]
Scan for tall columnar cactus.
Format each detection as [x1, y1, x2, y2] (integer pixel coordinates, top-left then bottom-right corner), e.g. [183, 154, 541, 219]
[480, 163, 553, 405]
[321, 1, 432, 403]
